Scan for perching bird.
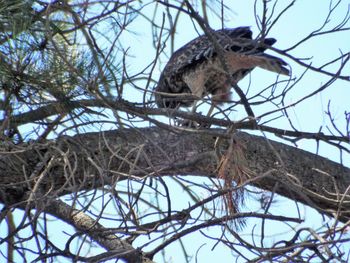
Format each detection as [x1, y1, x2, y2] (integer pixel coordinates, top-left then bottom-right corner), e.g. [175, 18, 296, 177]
[154, 27, 289, 109]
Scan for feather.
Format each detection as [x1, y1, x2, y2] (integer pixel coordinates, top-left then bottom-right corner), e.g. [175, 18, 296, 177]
[154, 27, 290, 108]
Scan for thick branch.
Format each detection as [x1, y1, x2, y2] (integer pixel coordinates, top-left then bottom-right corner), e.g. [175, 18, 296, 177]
[1, 127, 349, 222]
[44, 200, 154, 263]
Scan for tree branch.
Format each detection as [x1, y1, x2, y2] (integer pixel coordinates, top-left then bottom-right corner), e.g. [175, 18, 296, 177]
[1, 127, 349, 222]
[43, 199, 154, 263]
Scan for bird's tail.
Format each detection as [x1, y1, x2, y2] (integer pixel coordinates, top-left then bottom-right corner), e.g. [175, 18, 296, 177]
[252, 54, 290, 76]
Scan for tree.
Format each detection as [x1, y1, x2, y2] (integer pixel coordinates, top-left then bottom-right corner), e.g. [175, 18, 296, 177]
[0, 0, 349, 262]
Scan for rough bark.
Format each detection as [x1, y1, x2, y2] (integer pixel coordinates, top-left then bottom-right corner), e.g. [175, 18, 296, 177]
[1, 127, 349, 221]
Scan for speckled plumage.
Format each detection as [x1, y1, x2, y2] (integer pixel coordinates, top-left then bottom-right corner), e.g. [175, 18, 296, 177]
[154, 27, 289, 108]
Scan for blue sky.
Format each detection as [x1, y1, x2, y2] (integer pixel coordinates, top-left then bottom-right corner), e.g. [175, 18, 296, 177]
[122, 1, 350, 262]
[108, 0, 350, 169]
[1, 1, 349, 262]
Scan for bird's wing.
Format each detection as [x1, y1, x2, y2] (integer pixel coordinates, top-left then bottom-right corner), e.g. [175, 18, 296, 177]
[163, 27, 254, 75]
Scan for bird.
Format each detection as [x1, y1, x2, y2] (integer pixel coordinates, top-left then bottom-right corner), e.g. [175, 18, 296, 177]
[154, 27, 290, 110]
